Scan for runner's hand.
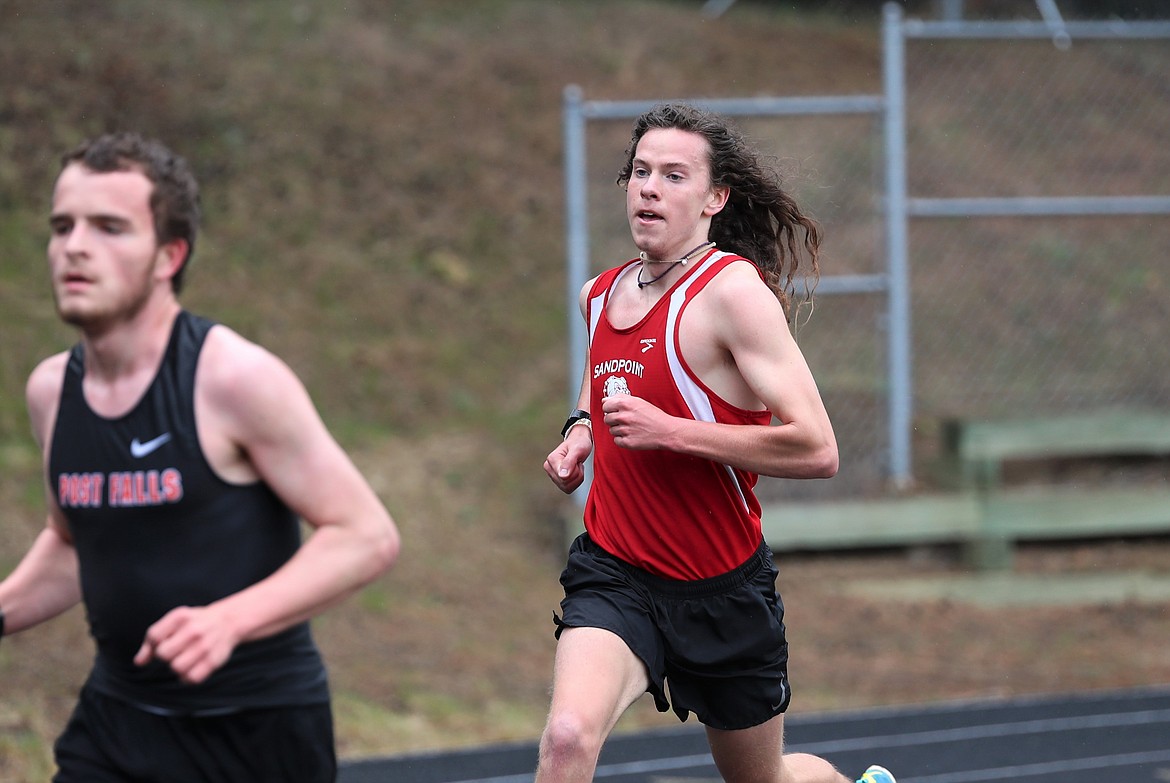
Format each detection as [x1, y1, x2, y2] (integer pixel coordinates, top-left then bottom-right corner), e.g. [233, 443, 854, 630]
[135, 605, 239, 685]
[544, 433, 591, 494]
[602, 394, 671, 451]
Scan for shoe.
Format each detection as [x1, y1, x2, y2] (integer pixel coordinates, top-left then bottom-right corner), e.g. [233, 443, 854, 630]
[857, 765, 896, 783]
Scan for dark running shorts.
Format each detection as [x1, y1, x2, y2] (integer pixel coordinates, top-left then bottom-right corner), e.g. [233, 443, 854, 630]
[53, 685, 336, 783]
[553, 533, 791, 731]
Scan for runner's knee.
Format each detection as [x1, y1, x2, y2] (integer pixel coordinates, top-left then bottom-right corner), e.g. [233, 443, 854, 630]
[539, 711, 604, 766]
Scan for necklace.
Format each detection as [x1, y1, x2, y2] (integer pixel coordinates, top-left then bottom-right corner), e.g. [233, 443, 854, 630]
[637, 260, 682, 289]
[636, 241, 715, 290]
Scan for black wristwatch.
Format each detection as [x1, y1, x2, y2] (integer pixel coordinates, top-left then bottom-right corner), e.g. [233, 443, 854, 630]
[0, 605, 5, 640]
[560, 409, 591, 439]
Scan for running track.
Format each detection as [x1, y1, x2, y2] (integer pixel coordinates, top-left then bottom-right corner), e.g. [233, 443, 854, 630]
[339, 685, 1170, 783]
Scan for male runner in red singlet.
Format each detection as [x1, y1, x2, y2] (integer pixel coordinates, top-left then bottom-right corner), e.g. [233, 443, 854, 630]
[540, 104, 895, 783]
[0, 132, 400, 782]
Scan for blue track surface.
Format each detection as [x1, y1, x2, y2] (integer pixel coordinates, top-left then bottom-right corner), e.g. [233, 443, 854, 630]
[339, 685, 1170, 783]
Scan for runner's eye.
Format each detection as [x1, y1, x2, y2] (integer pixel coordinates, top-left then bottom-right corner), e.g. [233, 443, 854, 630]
[96, 219, 128, 235]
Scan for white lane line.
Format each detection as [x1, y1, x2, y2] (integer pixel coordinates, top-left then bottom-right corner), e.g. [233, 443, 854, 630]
[438, 707, 1170, 783]
[901, 748, 1170, 783]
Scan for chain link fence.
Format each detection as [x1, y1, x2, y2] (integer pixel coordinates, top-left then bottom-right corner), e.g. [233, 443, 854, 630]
[565, 97, 889, 504]
[900, 19, 1170, 490]
[564, 8, 1170, 505]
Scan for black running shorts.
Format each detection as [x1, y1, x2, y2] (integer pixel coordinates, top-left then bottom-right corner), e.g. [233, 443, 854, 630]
[554, 533, 791, 731]
[53, 685, 337, 782]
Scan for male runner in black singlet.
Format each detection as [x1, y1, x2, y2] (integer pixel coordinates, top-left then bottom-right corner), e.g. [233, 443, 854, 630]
[0, 132, 401, 782]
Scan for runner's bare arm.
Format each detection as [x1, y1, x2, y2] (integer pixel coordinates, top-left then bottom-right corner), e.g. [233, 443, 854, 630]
[603, 263, 837, 479]
[544, 279, 595, 493]
[0, 355, 83, 634]
[134, 327, 400, 683]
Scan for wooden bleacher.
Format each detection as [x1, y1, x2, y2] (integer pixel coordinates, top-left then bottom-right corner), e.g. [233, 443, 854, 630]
[762, 408, 1170, 569]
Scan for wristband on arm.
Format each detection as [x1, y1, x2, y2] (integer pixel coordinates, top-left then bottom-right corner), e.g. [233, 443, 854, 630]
[561, 409, 592, 440]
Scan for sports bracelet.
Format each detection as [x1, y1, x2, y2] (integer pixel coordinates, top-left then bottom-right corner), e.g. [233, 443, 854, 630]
[560, 409, 591, 439]
[563, 418, 592, 440]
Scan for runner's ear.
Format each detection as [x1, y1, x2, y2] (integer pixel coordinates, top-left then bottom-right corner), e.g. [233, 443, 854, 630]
[704, 185, 729, 217]
[155, 238, 189, 283]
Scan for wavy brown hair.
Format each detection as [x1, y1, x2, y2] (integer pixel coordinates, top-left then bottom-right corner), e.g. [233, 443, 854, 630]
[617, 103, 821, 317]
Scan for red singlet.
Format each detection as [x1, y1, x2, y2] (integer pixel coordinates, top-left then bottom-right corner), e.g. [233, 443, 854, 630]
[584, 250, 771, 580]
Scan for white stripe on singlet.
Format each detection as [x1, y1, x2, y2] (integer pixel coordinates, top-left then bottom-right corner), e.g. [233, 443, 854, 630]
[663, 251, 752, 514]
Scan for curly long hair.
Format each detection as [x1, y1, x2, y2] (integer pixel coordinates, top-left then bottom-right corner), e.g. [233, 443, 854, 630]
[617, 103, 821, 317]
[61, 132, 201, 293]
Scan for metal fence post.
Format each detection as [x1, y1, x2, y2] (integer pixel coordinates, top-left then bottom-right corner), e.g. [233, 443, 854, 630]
[562, 85, 590, 506]
[883, 2, 914, 489]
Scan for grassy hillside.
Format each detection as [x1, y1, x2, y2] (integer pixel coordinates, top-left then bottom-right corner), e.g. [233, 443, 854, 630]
[3, 2, 1169, 781]
[0, 1, 886, 776]
[0, 0, 882, 445]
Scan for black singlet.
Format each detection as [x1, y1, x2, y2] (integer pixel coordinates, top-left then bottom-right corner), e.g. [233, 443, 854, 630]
[49, 311, 329, 713]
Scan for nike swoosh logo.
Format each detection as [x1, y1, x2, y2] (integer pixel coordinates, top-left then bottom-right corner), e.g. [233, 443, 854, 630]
[130, 433, 172, 458]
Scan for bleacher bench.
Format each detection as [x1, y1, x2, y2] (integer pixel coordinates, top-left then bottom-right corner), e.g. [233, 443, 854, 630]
[760, 408, 1170, 570]
[937, 408, 1170, 568]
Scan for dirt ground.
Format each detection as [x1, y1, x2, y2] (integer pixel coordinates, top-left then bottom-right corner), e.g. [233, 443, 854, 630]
[3, 434, 1170, 779]
[320, 435, 1170, 759]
